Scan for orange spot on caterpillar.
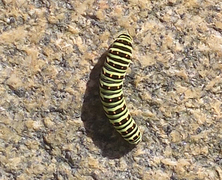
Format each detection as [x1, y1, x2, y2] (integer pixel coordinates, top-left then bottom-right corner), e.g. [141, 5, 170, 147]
[133, 135, 138, 140]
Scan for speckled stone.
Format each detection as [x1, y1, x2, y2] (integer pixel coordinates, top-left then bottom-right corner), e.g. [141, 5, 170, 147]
[0, 0, 222, 179]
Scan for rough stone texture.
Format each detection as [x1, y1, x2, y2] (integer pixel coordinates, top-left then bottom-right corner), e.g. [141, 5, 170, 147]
[0, 0, 222, 179]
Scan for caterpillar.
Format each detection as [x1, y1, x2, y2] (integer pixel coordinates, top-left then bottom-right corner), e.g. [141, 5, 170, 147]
[99, 33, 141, 144]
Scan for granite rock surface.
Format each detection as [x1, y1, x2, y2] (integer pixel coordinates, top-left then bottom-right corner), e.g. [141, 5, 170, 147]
[0, 0, 222, 179]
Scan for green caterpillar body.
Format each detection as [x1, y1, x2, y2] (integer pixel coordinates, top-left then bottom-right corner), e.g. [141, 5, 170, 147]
[99, 33, 141, 144]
